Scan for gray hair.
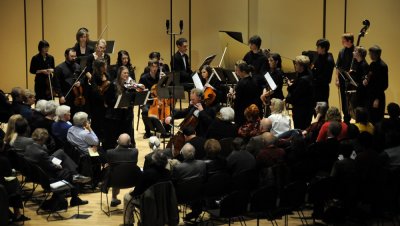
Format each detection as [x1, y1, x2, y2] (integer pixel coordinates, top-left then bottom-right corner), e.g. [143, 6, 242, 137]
[190, 88, 204, 99]
[148, 136, 161, 151]
[44, 100, 58, 116]
[35, 100, 48, 113]
[219, 107, 235, 121]
[180, 143, 195, 160]
[22, 89, 35, 103]
[72, 112, 89, 126]
[55, 105, 70, 121]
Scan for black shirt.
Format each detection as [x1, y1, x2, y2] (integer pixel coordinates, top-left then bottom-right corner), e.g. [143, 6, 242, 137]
[85, 53, 111, 74]
[53, 61, 82, 97]
[139, 72, 159, 90]
[29, 53, 55, 78]
[243, 50, 269, 75]
[269, 68, 285, 100]
[366, 59, 388, 99]
[73, 43, 94, 66]
[286, 70, 314, 108]
[234, 75, 262, 126]
[313, 53, 335, 86]
[336, 46, 354, 73]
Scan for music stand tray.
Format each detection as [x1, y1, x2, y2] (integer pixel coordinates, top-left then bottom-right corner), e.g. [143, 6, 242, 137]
[134, 91, 151, 106]
[114, 92, 135, 108]
[197, 54, 217, 72]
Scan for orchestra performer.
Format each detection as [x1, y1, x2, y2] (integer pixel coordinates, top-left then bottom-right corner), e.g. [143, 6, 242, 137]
[103, 66, 136, 150]
[243, 35, 269, 77]
[313, 39, 335, 104]
[286, 55, 315, 130]
[72, 27, 94, 65]
[29, 40, 55, 101]
[109, 50, 136, 81]
[336, 33, 355, 123]
[53, 48, 83, 115]
[172, 38, 193, 90]
[363, 45, 388, 124]
[351, 46, 369, 109]
[86, 39, 111, 75]
[201, 65, 222, 106]
[143, 51, 170, 75]
[229, 60, 263, 126]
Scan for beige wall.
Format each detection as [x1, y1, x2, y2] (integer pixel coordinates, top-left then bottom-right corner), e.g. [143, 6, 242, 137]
[0, 0, 399, 108]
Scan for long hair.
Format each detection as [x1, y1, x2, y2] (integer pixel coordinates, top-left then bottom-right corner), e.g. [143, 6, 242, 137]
[117, 50, 132, 67]
[116, 66, 128, 96]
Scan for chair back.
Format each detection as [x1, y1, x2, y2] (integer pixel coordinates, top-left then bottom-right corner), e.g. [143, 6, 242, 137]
[16, 154, 34, 181]
[104, 163, 142, 192]
[279, 180, 307, 210]
[219, 137, 234, 157]
[232, 168, 258, 191]
[26, 160, 53, 191]
[204, 171, 232, 198]
[0, 185, 9, 226]
[219, 190, 250, 218]
[249, 185, 277, 212]
[174, 176, 204, 204]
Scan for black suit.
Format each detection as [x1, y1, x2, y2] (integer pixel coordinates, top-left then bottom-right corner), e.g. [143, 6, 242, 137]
[106, 146, 138, 164]
[206, 118, 237, 140]
[24, 143, 78, 180]
[172, 51, 192, 84]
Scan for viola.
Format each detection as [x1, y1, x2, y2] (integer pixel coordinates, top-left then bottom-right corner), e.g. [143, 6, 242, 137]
[72, 85, 86, 106]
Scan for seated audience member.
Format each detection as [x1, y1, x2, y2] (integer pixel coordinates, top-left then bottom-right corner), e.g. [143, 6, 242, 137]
[206, 107, 237, 140]
[204, 139, 226, 177]
[354, 107, 374, 135]
[10, 117, 33, 152]
[316, 107, 348, 142]
[256, 132, 284, 169]
[311, 121, 342, 174]
[183, 126, 206, 160]
[24, 128, 90, 207]
[123, 150, 168, 225]
[3, 114, 24, 148]
[67, 112, 99, 155]
[268, 98, 291, 136]
[238, 104, 262, 141]
[104, 133, 138, 207]
[172, 143, 206, 220]
[19, 89, 36, 121]
[143, 136, 161, 170]
[10, 87, 24, 115]
[246, 118, 273, 156]
[0, 153, 30, 222]
[30, 99, 47, 125]
[226, 137, 256, 178]
[302, 102, 328, 144]
[52, 105, 72, 144]
[375, 103, 400, 149]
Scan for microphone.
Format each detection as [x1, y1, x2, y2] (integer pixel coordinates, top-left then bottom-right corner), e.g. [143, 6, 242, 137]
[166, 20, 170, 33]
[179, 20, 183, 34]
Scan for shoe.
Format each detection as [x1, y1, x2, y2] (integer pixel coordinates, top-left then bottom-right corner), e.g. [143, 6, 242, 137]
[72, 174, 91, 184]
[143, 133, 151, 139]
[12, 214, 31, 222]
[110, 199, 121, 207]
[70, 197, 89, 207]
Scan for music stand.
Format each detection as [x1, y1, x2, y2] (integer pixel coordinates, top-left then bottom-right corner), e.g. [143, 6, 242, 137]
[213, 67, 226, 82]
[224, 70, 239, 85]
[114, 92, 135, 109]
[197, 54, 217, 71]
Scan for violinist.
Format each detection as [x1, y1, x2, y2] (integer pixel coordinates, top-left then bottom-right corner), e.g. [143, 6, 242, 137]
[351, 46, 369, 109]
[103, 66, 136, 150]
[139, 59, 162, 139]
[53, 48, 83, 115]
[363, 45, 388, 124]
[86, 39, 111, 75]
[72, 27, 94, 65]
[260, 53, 285, 116]
[201, 65, 222, 106]
[336, 33, 355, 123]
[29, 40, 55, 101]
[166, 88, 217, 138]
[313, 39, 335, 104]
[228, 61, 262, 126]
[86, 58, 110, 140]
[109, 50, 136, 81]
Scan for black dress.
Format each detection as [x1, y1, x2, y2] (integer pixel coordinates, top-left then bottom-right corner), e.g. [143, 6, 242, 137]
[29, 53, 55, 100]
[234, 75, 262, 126]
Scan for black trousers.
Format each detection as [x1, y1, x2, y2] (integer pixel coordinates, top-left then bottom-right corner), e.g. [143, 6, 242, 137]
[292, 107, 314, 130]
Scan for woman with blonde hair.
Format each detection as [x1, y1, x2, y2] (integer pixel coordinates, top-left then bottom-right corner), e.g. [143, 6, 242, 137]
[3, 114, 24, 146]
[268, 98, 291, 136]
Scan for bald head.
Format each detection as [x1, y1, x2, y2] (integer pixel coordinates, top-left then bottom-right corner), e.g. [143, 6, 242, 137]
[260, 118, 272, 132]
[262, 132, 277, 146]
[117, 133, 131, 147]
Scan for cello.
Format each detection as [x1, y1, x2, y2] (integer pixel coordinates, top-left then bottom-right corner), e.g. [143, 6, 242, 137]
[148, 84, 172, 122]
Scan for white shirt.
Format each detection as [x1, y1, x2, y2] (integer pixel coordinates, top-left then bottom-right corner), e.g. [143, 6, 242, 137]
[268, 113, 291, 136]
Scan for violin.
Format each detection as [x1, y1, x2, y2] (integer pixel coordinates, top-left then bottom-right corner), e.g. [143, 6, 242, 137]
[73, 85, 86, 106]
[124, 76, 146, 92]
[98, 73, 110, 95]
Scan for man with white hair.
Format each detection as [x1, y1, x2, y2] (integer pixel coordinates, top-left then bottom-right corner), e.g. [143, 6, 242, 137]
[104, 133, 138, 207]
[67, 111, 99, 155]
[246, 118, 274, 156]
[52, 105, 72, 144]
[206, 107, 237, 139]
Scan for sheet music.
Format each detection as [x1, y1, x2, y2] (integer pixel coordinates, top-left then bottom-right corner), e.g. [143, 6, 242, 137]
[52, 157, 62, 165]
[264, 72, 277, 90]
[192, 72, 204, 90]
[88, 147, 100, 157]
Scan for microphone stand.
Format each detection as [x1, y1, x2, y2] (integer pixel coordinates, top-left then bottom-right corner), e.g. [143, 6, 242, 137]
[166, 19, 183, 154]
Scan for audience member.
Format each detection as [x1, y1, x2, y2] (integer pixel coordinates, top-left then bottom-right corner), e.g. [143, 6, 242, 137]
[268, 98, 291, 136]
[316, 107, 348, 142]
[206, 107, 237, 140]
